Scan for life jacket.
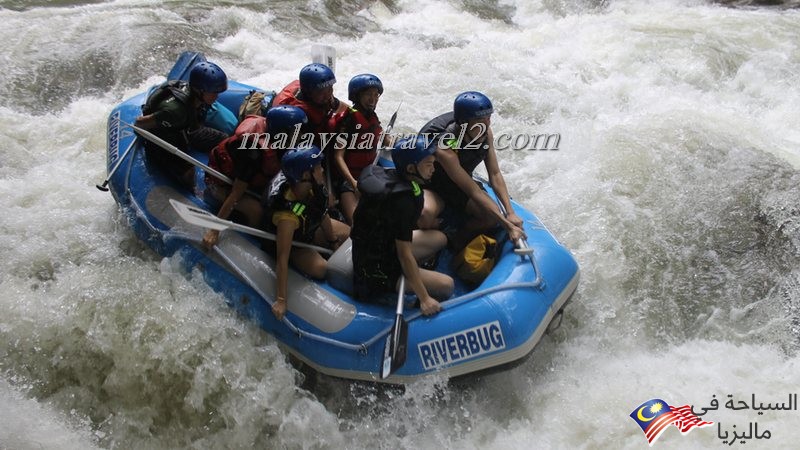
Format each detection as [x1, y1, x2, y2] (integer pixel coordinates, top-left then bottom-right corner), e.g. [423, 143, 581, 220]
[141, 80, 191, 116]
[206, 115, 280, 190]
[264, 172, 328, 243]
[273, 80, 330, 135]
[140, 80, 203, 150]
[351, 166, 424, 295]
[331, 107, 382, 179]
[420, 111, 489, 192]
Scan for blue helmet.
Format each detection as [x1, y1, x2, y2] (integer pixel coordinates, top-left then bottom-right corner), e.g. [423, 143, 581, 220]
[453, 91, 493, 123]
[392, 135, 436, 177]
[281, 146, 323, 184]
[348, 74, 383, 102]
[189, 61, 228, 94]
[299, 63, 336, 93]
[267, 105, 308, 131]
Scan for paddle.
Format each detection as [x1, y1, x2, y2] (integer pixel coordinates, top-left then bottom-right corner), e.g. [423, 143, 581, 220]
[96, 136, 137, 191]
[97, 52, 204, 192]
[169, 199, 333, 255]
[380, 276, 408, 379]
[123, 120, 232, 180]
[494, 199, 534, 256]
[310, 44, 336, 72]
[121, 121, 262, 199]
[371, 102, 402, 166]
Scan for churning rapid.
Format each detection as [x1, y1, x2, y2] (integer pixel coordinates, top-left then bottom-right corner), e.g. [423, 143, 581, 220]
[1, 0, 799, 448]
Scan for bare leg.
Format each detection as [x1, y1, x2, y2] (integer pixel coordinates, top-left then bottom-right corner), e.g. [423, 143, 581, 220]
[411, 229, 447, 261]
[289, 248, 327, 280]
[339, 191, 358, 226]
[400, 268, 454, 300]
[207, 185, 264, 227]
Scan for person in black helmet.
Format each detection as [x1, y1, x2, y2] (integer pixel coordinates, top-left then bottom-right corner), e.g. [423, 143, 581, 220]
[417, 91, 525, 251]
[135, 61, 230, 187]
[351, 136, 453, 316]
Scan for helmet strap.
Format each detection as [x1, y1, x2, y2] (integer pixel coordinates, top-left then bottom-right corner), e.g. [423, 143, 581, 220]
[404, 163, 430, 185]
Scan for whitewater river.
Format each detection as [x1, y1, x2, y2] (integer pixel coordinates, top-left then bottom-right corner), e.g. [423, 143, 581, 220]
[1, 0, 799, 448]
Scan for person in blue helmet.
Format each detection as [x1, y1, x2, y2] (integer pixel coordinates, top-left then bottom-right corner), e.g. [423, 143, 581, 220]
[201, 105, 308, 248]
[135, 61, 230, 187]
[273, 63, 348, 142]
[330, 73, 390, 225]
[263, 146, 350, 320]
[351, 136, 453, 316]
[417, 91, 525, 251]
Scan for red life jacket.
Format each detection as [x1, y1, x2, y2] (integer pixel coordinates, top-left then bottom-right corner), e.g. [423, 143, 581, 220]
[331, 107, 382, 179]
[206, 115, 281, 191]
[273, 80, 330, 134]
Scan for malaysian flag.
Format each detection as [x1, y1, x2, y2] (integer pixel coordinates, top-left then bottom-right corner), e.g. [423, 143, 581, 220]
[629, 399, 713, 446]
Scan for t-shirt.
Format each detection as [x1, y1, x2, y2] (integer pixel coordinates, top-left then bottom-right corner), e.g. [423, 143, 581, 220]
[231, 146, 262, 184]
[388, 192, 418, 243]
[271, 187, 302, 230]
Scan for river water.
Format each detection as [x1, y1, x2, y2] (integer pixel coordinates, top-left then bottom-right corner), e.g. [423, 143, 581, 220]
[1, 0, 799, 448]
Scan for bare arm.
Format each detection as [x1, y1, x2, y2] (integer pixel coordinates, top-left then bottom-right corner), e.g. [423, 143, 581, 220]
[483, 129, 523, 228]
[436, 148, 522, 239]
[134, 114, 157, 129]
[396, 240, 440, 315]
[202, 178, 249, 247]
[333, 145, 357, 189]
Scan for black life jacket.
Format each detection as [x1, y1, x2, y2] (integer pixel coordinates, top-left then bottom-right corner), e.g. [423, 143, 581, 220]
[420, 111, 489, 192]
[351, 166, 424, 294]
[141, 80, 191, 116]
[140, 80, 201, 150]
[264, 172, 328, 243]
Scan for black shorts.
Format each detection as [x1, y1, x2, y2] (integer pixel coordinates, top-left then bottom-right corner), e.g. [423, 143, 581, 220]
[335, 178, 356, 195]
[144, 141, 194, 187]
[353, 263, 401, 304]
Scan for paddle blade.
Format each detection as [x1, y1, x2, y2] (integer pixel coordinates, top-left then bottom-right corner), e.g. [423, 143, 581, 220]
[168, 51, 204, 81]
[380, 314, 408, 379]
[95, 183, 109, 192]
[310, 44, 336, 72]
[169, 199, 229, 231]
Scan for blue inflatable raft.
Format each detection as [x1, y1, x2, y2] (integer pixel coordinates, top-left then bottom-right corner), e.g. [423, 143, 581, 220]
[103, 53, 580, 384]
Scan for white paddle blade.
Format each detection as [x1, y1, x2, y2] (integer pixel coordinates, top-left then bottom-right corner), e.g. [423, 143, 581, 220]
[169, 199, 229, 231]
[310, 44, 336, 72]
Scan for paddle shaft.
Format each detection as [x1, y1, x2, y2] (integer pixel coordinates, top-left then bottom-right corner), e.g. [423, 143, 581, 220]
[122, 121, 264, 200]
[123, 121, 231, 181]
[494, 196, 543, 286]
[96, 135, 137, 191]
[371, 103, 401, 166]
[380, 276, 407, 379]
[395, 276, 406, 315]
[169, 199, 333, 255]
